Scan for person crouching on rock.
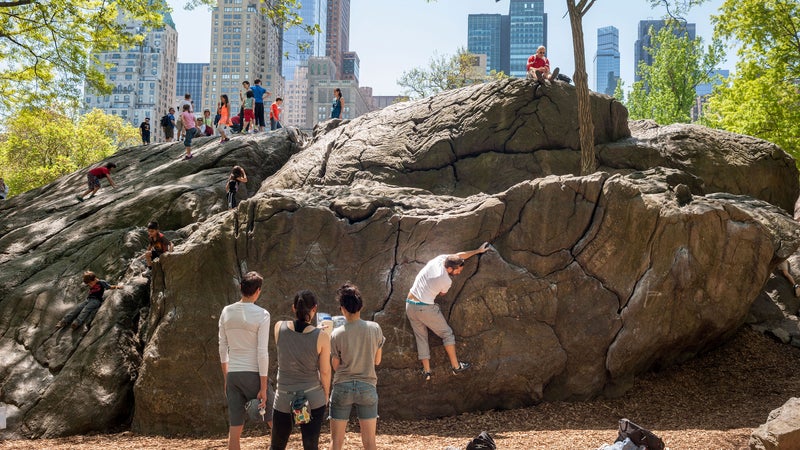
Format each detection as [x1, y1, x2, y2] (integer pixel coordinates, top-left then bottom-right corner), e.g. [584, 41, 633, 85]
[526, 46, 559, 83]
[55, 271, 122, 331]
[143, 221, 173, 268]
[76, 162, 117, 202]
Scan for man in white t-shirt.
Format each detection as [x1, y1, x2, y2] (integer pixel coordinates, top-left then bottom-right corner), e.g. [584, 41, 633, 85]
[406, 242, 490, 381]
[219, 271, 271, 449]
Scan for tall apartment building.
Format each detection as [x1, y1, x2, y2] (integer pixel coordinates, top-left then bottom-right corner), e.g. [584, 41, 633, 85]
[595, 26, 620, 96]
[341, 51, 359, 82]
[634, 19, 696, 82]
[283, 65, 309, 128]
[84, 13, 177, 142]
[202, 0, 284, 115]
[467, 14, 510, 75]
[509, 0, 547, 77]
[177, 63, 208, 112]
[467, 1, 543, 77]
[326, 0, 350, 79]
[282, 0, 327, 81]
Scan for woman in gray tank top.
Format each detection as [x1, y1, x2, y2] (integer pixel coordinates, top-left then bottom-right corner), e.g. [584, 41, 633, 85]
[270, 290, 331, 450]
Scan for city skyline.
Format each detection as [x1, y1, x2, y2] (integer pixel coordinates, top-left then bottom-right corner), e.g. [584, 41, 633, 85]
[168, 0, 732, 96]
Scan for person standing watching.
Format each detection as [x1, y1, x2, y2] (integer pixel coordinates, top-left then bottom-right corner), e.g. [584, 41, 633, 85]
[328, 283, 385, 450]
[219, 271, 271, 450]
[406, 243, 490, 380]
[270, 290, 331, 450]
[330, 88, 344, 119]
[250, 79, 271, 132]
[139, 117, 150, 145]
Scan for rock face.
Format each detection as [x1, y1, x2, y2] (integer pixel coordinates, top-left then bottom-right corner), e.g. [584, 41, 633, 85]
[0, 131, 302, 438]
[750, 397, 800, 450]
[1, 79, 798, 438]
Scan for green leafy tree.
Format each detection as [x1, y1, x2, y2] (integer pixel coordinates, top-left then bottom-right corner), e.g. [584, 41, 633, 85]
[704, 0, 800, 158]
[398, 48, 508, 99]
[0, 108, 139, 197]
[627, 20, 722, 124]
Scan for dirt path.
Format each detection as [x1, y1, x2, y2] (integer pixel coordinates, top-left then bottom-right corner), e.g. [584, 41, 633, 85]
[1, 328, 795, 449]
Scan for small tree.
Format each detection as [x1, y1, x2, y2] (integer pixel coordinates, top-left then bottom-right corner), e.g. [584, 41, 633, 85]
[398, 48, 508, 99]
[627, 20, 722, 124]
[566, 0, 597, 175]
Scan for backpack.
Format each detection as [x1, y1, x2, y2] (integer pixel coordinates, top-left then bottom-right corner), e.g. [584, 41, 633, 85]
[615, 419, 664, 450]
[466, 431, 496, 450]
[160, 115, 171, 127]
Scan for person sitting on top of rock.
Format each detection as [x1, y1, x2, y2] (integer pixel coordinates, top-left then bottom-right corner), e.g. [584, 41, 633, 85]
[527, 46, 559, 83]
[143, 221, 173, 268]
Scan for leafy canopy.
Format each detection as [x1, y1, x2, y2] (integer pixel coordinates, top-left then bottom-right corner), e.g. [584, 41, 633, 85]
[397, 48, 508, 100]
[626, 20, 722, 124]
[704, 0, 800, 158]
[0, 108, 140, 197]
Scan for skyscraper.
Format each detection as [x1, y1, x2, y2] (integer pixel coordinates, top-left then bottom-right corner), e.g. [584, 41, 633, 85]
[634, 20, 696, 82]
[509, 0, 547, 78]
[282, 0, 327, 81]
[202, 0, 283, 114]
[84, 12, 177, 142]
[326, 0, 350, 79]
[595, 26, 620, 96]
[177, 63, 208, 112]
[467, 2, 543, 78]
[468, 14, 504, 75]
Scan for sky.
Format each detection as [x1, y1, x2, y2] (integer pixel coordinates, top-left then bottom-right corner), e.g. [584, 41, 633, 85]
[167, 0, 732, 96]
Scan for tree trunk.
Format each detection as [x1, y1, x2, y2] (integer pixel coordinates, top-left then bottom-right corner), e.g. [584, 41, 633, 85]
[567, 1, 597, 175]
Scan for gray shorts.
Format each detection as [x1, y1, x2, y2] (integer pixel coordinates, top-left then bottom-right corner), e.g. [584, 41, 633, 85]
[226, 371, 274, 427]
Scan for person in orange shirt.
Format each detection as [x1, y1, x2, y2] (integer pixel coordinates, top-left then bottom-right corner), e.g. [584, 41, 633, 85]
[217, 94, 232, 143]
[270, 98, 283, 131]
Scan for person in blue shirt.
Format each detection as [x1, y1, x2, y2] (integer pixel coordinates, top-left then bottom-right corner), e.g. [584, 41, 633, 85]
[250, 79, 271, 132]
[330, 88, 344, 119]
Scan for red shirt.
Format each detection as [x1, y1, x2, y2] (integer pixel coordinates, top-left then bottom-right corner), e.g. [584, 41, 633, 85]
[527, 55, 549, 72]
[270, 102, 280, 121]
[88, 166, 111, 179]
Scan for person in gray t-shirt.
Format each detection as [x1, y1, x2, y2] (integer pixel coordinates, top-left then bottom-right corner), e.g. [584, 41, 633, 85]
[329, 283, 385, 450]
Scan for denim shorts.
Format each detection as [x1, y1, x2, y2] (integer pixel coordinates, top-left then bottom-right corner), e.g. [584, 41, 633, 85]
[329, 380, 378, 421]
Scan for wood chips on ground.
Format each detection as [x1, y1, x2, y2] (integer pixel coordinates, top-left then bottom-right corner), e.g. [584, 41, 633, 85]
[1, 328, 796, 449]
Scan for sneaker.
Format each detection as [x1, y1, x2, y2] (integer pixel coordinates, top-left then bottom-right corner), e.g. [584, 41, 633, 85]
[183, 153, 193, 160]
[535, 70, 545, 83]
[421, 370, 432, 381]
[221, 138, 230, 143]
[551, 67, 560, 81]
[452, 361, 471, 374]
[75, 195, 84, 202]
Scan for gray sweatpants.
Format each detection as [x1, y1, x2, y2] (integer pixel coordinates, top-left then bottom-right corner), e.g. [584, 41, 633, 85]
[405, 302, 455, 360]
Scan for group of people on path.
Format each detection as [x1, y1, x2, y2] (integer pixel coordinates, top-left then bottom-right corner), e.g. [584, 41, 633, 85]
[219, 243, 492, 450]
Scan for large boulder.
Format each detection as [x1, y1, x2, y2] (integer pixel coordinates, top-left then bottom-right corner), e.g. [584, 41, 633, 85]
[0, 131, 302, 438]
[1, 79, 799, 437]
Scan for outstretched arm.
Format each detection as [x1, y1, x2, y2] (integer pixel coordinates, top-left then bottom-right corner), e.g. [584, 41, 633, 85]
[454, 242, 491, 260]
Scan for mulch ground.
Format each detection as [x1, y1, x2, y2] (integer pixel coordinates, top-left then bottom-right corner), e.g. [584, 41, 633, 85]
[1, 327, 796, 449]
